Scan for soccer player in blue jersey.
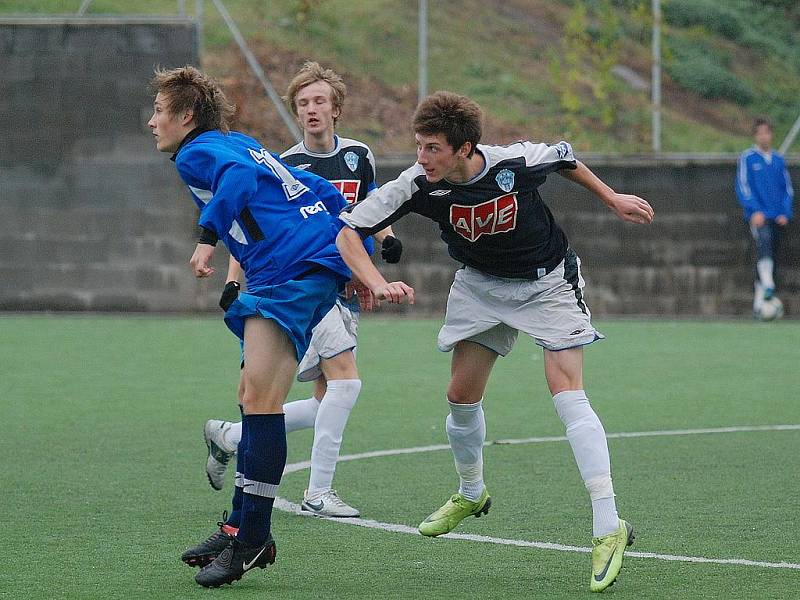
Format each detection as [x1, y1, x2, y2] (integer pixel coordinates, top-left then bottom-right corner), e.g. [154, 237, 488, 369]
[202, 62, 400, 518]
[735, 117, 793, 317]
[336, 91, 652, 592]
[148, 66, 390, 588]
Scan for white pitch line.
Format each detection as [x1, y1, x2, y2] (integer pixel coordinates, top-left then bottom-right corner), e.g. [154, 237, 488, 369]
[277, 424, 800, 570]
[283, 424, 800, 475]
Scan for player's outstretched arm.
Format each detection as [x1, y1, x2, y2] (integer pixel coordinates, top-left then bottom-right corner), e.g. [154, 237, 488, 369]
[561, 161, 654, 225]
[336, 227, 414, 304]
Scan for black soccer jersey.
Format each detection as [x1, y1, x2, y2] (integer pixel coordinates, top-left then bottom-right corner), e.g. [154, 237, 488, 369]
[339, 141, 577, 279]
[280, 136, 378, 206]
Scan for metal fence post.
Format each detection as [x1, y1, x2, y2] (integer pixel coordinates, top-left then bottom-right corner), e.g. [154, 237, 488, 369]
[418, 0, 428, 106]
[652, 0, 662, 154]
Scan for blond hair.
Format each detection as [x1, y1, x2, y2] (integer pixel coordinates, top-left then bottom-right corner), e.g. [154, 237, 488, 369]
[284, 61, 347, 124]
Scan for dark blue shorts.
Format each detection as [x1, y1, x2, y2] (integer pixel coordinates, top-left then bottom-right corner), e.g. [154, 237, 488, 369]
[224, 270, 339, 362]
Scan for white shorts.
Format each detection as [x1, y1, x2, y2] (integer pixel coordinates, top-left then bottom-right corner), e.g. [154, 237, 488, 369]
[296, 298, 359, 382]
[437, 249, 604, 355]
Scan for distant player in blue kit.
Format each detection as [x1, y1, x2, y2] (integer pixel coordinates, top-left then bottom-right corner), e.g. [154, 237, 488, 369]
[148, 66, 382, 588]
[336, 92, 654, 592]
[735, 117, 793, 317]
[201, 62, 401, 518]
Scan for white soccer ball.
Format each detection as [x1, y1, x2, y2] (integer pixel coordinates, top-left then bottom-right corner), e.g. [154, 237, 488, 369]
[759, 297, 784, 321]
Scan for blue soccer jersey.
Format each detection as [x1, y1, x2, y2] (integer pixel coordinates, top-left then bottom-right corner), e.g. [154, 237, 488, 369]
[174, 130, 352, 292]
[735, 147, 794, 221]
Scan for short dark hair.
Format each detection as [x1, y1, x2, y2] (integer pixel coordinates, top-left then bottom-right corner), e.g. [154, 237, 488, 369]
[150, 66, 236, 133]
[752, 117, 773, 134]
[413, 91, 482, 157]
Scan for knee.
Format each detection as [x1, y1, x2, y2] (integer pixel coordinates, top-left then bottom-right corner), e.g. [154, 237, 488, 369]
[320, 350, 358, 380]
[240, 383, 283, 414]
[446, 383, 481, 405]
[237, 376, 246, 404]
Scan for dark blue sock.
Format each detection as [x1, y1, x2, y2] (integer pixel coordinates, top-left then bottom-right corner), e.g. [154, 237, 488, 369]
[236, 413, 287, 547]
[225, 406, 247, 529]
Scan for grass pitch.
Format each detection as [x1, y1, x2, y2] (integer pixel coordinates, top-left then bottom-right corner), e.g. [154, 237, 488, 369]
[2, 314, 799, 599]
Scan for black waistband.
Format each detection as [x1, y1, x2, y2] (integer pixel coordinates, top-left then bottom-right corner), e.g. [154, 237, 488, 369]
[293, 265, 325, 280]
[461, 249, 569, 281]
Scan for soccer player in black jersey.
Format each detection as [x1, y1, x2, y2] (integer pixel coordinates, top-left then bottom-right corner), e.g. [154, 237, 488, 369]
[337, 91, 653, 592]
[197, 63, 400, 522]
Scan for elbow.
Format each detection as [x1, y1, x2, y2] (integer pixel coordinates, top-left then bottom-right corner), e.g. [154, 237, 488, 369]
[336, 226, 359, 255]
[335, 226, 350, 250]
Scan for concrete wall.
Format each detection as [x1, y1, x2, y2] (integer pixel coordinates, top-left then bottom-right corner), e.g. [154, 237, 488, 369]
[0, 18, 205, 312]
[376, 157, 799, 317]
[0, 20, 796, 317]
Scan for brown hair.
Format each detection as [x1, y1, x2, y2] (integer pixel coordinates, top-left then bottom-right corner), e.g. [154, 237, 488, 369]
[752, 117, 773, 134]
[150, 65, 236, 133]
[413, 91, 483, 157]
[284, 61, 347, 124]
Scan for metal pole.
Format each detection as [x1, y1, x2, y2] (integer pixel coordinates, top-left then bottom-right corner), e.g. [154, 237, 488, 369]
[77, 0, 93, 15]
[651, 0, 662, 154]
[210, 0, 302, 141]
[178, 0, 186, 16]
[418, 0, 428, 106]
[778, 111, 800, 155]
[195, 0, 204, 67]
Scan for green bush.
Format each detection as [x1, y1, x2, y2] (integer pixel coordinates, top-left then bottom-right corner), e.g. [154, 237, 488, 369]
[666, 43, 754, 104]
[664, 0, 744, 40]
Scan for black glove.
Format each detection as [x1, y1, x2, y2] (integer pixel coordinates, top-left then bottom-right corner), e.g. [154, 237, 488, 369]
[219, 281, 241, 311]
[380, 235, 403, 264]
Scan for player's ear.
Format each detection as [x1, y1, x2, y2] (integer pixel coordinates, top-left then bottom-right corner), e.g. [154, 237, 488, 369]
[180, 109, 195, 127]
[457, 141, 472, 159]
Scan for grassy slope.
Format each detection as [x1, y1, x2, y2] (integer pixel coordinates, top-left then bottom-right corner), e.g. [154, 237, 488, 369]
[2, 315, 800, 599]
[4, 0, 800, 154]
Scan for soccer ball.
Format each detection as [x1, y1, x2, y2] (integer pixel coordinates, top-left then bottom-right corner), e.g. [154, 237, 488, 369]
[759, 296, 784, 321]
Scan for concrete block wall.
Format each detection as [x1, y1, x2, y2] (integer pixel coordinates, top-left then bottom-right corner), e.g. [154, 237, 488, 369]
[0, 18, 208, 311]
[376, 158, 799, 317]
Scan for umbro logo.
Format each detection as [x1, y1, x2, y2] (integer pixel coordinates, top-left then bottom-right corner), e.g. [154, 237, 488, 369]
[295, 163, 311, 170]
[430, 189, 452, 196]
[570, 329, 586, 336]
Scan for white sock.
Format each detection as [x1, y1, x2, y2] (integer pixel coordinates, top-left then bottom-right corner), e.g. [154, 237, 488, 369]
[446, 399, 486, 502]
[756, 258, 775, 291]
[753, 281, 764, 312]
[284, 396, 321, 433]
[221, 397, 320, 453]
[306, 379, 361, 498]
[222, 422, 241, 453]
[553, 390, 619, 537]
[592, 497, 619, 538]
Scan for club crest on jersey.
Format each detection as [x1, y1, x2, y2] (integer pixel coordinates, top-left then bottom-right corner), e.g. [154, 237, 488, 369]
[344, 151, 359, 172]
[495, 169, 515, 193]
[450, 193, 518, 242]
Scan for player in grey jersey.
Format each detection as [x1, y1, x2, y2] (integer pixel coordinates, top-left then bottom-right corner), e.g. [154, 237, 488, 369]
[199, 62, 400, 521]
[336, 91, 654, 593]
